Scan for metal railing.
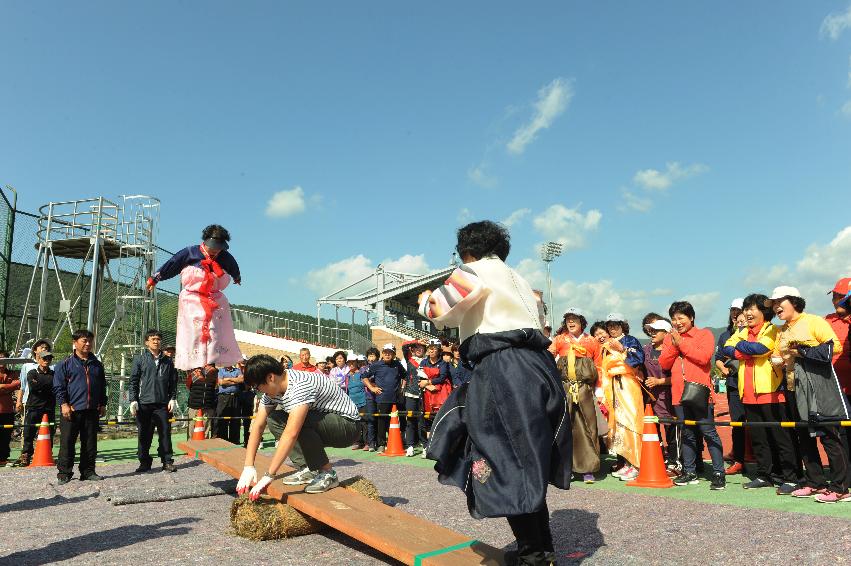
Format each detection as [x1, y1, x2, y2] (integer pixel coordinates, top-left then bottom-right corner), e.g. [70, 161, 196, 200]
[231, 307, 375, 353]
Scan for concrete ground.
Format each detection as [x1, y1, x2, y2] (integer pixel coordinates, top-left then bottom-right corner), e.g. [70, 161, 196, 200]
[1, 433, 850, 565]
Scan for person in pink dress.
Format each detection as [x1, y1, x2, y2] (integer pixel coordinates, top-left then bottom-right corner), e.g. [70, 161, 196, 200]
[147, 224, 243, 371]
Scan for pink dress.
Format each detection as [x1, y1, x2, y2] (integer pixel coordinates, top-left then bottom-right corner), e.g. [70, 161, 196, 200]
[173, 264, 242, 371]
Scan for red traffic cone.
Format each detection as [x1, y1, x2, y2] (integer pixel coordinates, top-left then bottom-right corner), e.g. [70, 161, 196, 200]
[379, 405, 406, 457]
[30, 414, 55, 467]
[192, 409, 207, 440]
[626, 405, 674, 489]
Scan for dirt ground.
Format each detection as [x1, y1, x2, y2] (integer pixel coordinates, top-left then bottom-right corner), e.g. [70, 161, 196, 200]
[1, 455, 850, 565]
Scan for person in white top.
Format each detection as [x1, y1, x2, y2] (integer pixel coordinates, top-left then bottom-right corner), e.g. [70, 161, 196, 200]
[418, 221, 570, 566]
[235, 354, 360, 497]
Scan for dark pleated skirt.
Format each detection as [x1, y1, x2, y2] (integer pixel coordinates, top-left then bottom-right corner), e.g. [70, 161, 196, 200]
[427, 328, 572, 519]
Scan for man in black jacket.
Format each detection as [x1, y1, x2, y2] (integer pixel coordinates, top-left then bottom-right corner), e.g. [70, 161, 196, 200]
[130, 330, 178, 473]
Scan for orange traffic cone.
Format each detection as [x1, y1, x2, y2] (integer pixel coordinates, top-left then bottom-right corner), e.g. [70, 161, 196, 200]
[379, 405, 406, 457]
[192, 409, 207, 440]
[30, 414, 55, 467]
[626, 405, 673, 489]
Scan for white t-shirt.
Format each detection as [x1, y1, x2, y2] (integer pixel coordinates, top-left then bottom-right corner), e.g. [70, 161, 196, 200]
[260, 369, 359, 421]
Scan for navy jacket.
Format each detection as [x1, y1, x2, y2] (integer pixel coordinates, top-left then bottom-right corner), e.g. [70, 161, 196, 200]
[362, 359, 406, 404]
[450, 362, 472, 388]
[130, 350, 178, 405]
[53, 353, 107, 411]
[153, 245, 241, 284]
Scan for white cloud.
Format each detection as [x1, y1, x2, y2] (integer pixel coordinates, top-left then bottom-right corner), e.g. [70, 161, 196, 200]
[501, 208, 531, 228]
[532, 204, 602, 251]
[304, 254, 434, 295]
[507, 78, 574, 155]
[632, 162, 709, 191]
[681, 292, 721, 323]
[617, 189, 653, 213]
[383, 254, 431, 275]
[514, 258, 684, 326]
[820, 4, 851, 40]
[841, 100, 851, 118]
[266, 186, 307, 218]
[467, 163, 498, 188]
[457, 208, 473, 224]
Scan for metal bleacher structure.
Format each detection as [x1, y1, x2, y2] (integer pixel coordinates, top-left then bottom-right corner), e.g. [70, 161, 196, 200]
[316, 261, 458, 348]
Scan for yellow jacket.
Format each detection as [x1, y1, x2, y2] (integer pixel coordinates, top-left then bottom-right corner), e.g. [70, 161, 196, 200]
[725, 323, 783, 396]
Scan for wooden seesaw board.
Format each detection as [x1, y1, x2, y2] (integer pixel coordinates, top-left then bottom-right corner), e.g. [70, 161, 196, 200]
[178, 439, 504, 565]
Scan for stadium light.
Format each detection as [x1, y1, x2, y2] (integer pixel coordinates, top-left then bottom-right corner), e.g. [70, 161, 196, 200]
[540, 241, 563, 326]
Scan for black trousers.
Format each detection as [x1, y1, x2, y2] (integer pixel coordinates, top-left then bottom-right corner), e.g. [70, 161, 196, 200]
[21, 406, 56, 458]
[727, 388, 746, 463]
[743, 402, 798, 483]
[58, 408, 99, 479]
[786, 392, 848, 492]
[506, 505, 555, 565]
[375, 402, 395, 447]
[215, 393, 241, 444]
[136, 403, 173, 465]
[403, 396, 424, 448]
[0, 413, 14, 461]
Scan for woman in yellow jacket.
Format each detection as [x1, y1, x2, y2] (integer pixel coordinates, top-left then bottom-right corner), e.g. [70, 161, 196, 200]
[721, 294, 800, 493]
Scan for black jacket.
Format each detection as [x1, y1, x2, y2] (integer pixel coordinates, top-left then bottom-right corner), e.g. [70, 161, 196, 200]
[130, 350, 177, 405]
[26, 367, 56, 410]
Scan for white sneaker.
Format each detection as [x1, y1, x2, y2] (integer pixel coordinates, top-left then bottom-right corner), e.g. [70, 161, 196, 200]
[405, 446, 414, 457]
[620, 466, 639, 481]
[282, 467, 316, 485]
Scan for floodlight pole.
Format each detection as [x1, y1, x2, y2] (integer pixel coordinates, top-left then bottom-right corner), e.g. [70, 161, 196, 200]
[540, 242, 563, 326]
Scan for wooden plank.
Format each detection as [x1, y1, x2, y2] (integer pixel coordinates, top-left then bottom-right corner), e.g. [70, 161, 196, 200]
[178, 439, 503, 566]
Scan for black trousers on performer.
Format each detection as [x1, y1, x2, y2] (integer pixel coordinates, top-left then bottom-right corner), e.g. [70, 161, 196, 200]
[0, 413, 14, 461]
[506, 505, 555, 565]
[57, 409, 99, 479]
[136, 403, 173, 466]
[743, 402, 798, 484]
[215, 393, 241, 444]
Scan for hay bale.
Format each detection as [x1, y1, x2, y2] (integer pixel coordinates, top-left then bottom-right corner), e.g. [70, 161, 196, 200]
[230, 475, 382, 541]
[231, 496, 324, 540]
[340, 475, 381, 501]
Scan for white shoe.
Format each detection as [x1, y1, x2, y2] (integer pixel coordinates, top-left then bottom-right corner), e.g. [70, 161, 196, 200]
[405, 446, 414, 457]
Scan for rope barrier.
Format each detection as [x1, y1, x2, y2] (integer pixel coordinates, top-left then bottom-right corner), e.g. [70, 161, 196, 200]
[657, 417, 851, 428]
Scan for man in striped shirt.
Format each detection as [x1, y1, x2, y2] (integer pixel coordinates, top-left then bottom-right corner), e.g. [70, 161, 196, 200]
[236, 354, 360, 497]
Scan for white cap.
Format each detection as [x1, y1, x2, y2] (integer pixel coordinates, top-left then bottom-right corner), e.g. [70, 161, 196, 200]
[647, 319, 672, 332]
[382, 343, 396, 351]
[769, 286, 802, 300]
[730, 298, 744, 310]
[427, 338, 443, 347]
[563, 307, 584, 318]
[606, 312, 626, 322]
[357, 354, 365, 361]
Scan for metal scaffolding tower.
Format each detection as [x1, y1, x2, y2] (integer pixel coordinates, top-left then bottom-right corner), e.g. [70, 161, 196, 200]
[14, 195, 161, 369]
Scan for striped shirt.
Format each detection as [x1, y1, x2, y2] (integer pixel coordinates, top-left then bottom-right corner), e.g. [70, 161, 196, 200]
[260, 369, 360, 421]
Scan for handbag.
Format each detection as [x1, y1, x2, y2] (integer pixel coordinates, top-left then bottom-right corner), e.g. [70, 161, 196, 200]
[678, 356, 710, 413]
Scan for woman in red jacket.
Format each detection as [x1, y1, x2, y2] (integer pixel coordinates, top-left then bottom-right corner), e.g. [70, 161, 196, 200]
[659, 301, 726, 491]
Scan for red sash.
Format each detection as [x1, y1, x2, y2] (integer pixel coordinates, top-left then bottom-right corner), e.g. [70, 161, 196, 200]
[197, 244, 224, 344]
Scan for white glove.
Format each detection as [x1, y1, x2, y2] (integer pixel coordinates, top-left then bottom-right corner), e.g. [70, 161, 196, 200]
[129, 401, 139, 416]
[594, 387, 603, 400]
[167, 399, 178, 413]
[249, 474, 273, 501]
[236, 466, 257, 495]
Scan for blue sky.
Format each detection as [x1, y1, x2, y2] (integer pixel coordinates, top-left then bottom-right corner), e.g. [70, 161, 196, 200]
[2, 1, 851, 328]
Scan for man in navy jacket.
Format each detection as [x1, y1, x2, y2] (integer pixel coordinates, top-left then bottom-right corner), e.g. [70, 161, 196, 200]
[53, 329, 107, 483]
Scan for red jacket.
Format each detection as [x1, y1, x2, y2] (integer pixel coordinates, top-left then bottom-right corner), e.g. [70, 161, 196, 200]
[826, 313, 851, 394]
[658, 326, 715, 406]
[0, 369, 21, 414]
